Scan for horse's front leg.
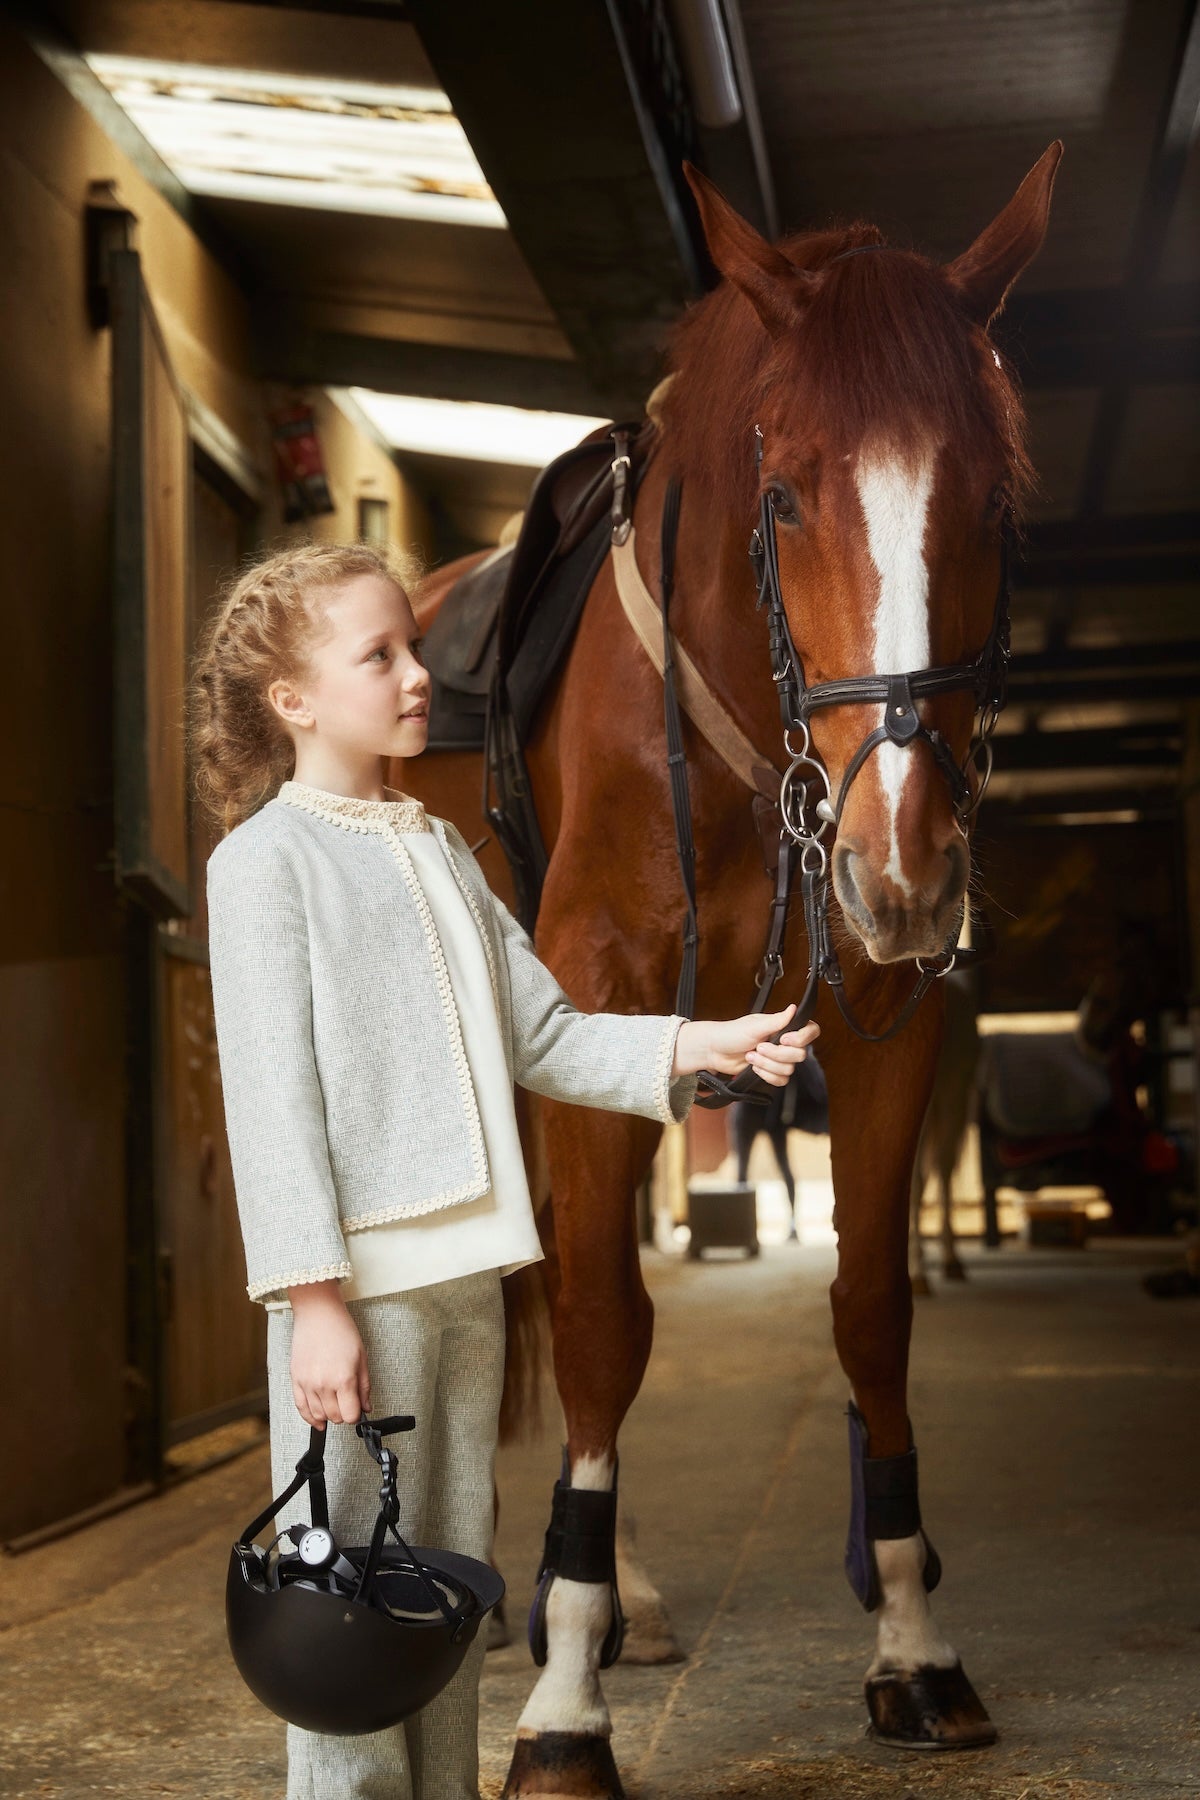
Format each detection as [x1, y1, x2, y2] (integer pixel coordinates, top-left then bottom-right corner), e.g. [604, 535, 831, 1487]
[503, 1103, 660, 1800]
[908, 1125, 933, 1298]
[825, 1015, 997, 1751]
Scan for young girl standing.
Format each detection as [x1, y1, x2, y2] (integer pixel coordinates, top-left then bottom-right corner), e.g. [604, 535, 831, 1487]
[192, 541, 816, 1800]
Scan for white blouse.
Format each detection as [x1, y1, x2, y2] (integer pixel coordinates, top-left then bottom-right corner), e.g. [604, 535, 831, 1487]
[265, 797, 543, 1310]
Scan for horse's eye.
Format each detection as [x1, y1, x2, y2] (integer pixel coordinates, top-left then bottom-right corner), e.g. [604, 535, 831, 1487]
[984, 483, 1010, 522]
[767, 485, 800, 525]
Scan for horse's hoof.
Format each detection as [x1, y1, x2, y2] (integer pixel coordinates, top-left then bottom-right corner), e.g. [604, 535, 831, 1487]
[942, 1258, 968, 1282]
[486, 1597, 512, 1651]
[502, 1731, 624, 1799]
[865, 1661, 998, 1750]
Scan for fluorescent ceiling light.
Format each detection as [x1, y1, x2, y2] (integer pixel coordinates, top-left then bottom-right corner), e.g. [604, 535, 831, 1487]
[86, 54, 505, 227]
[345, 390, 608, 467]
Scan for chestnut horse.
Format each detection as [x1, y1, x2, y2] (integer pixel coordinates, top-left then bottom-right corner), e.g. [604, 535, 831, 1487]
[400, 145, 1061, 1796]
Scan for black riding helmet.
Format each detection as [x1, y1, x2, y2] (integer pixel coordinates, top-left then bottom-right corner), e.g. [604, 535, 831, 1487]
[226, 1413, 504, 1735]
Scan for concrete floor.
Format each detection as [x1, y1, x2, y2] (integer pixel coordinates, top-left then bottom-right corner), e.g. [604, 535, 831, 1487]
[2, 1235, 1198, 1800]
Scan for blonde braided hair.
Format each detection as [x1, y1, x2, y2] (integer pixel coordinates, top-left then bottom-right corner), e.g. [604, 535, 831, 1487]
[188, 541, 422, 836]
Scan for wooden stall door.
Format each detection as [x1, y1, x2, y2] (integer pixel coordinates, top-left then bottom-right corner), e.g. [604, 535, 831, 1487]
[160, 939, 264, 1439]
[159, 456, 264, 1442]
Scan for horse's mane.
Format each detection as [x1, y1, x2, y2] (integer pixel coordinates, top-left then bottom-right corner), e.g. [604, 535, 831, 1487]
[660, 222, 1032, 523]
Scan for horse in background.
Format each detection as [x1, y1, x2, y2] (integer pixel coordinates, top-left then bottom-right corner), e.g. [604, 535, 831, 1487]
[404, 143, 1062, 1795]
[732, 1054, 829, 1239]
[979, 918, 1176, 1238]
[909, 968, 980, 1290]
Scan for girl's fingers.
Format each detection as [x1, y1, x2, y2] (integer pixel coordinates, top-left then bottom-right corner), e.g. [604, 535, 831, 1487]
[336, 1380, 362, 1425]
[748, 1046, 808, 1070]
[321, 1384, 351, 1425]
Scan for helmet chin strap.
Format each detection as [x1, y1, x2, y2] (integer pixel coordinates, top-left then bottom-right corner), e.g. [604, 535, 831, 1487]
[237, 1414, 471, 1635]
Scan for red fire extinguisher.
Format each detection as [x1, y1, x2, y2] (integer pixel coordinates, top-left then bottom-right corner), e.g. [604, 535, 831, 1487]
[270, 401, 336, 522]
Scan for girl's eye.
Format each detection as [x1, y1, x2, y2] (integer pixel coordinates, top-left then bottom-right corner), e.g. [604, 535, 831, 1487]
[369, 646, 389, 662]
[411, 638, 425, 662]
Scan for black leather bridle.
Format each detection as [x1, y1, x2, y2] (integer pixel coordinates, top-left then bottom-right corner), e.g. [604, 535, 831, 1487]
[656, 410, 1013, 1106]
[746, 421, 1012, 1043]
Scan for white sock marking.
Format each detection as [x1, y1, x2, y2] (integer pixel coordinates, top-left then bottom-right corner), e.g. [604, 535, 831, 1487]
[854, 452, 936, 897]
[868, 1533, 959, 1677]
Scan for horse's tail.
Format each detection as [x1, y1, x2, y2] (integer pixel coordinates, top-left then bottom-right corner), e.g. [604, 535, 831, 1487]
[499, 1257, 552, 1444]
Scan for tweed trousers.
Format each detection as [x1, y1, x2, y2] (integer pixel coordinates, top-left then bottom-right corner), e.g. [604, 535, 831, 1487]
[266, 1270, 505, 1800]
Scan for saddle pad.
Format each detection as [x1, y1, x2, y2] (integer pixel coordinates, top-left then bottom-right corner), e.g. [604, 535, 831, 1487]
[980, 1032, 1110, 1138]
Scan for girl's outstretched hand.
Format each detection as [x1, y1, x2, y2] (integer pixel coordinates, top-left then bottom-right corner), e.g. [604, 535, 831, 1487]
[672, 1003, 819, 1087]
[288, 1280, 372, 1429]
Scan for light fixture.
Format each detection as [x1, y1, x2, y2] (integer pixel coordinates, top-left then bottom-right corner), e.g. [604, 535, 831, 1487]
[342, 390, 608, 468]
[85, 55, 506, 227]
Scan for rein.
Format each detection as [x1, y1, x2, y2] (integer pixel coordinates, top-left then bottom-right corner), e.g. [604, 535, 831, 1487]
[624, 417, 1012, 1109]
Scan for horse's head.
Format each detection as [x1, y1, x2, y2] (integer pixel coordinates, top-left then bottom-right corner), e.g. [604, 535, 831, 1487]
[668, 146, 1061, 964]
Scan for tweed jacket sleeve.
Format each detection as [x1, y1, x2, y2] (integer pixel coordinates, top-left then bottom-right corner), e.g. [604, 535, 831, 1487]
[440, 823, 699, 1125]
[206, 834, 353, 1302]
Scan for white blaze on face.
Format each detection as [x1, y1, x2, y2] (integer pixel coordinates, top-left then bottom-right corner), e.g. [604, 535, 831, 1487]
[854, 450, 937, 896]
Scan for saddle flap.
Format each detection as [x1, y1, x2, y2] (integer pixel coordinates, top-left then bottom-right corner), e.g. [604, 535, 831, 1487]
[420, 546, 512, 697]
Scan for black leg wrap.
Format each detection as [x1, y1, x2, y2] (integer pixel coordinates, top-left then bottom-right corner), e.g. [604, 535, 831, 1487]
[845, 1401, 941, 1612]
[528, 1450, 625, 1669]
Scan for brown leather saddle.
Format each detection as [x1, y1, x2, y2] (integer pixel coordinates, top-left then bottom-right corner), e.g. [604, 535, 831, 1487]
[422, 418, 656, 925]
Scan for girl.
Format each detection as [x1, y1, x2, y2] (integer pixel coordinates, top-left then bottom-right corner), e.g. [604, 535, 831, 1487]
[191, 541, 817, 1800]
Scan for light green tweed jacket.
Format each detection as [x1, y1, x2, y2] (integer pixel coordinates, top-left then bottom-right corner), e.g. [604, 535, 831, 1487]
[207, 778, 698, 1303]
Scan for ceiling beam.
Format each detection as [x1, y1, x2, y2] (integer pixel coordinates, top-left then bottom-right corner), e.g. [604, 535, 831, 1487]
[992, 726, 1182, 773]
[255, 320, 613, 415]
[205, 0, 412, 16]
[1017, 550, 1198, 588]
[1012, 641, 1200, 676]
[1019, 510, 1199, 590]
[1026, 512, 1200, 552]
[999, 283, 1200, 390]
[1074, 1, 1200, 519]
[1006, 672, 1200, 705]
[981, 785, 1178, 822]
[403, 0, 705, 411]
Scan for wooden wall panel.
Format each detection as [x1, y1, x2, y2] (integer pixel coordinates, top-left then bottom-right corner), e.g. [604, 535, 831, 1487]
[0, 960, 127, 1539]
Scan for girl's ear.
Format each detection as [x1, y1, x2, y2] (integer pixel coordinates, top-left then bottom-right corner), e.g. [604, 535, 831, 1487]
[268, 677, 312, 730]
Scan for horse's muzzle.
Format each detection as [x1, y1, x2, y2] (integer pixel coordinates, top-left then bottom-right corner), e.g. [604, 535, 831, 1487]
[833, 838, 969, 965]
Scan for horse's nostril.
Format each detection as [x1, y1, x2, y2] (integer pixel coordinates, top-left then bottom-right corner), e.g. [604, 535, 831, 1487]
[940, 841, 970, 911]
[833, 845, 872, 933]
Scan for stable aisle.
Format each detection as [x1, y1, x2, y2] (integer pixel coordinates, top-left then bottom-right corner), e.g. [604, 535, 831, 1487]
[1, 1239, 1197, 1799]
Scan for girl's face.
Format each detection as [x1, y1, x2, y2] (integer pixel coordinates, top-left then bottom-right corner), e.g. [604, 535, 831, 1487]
[271, 574, 430, 762]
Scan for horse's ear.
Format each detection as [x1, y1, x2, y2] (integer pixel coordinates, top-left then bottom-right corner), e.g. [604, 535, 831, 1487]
[684, 163, 808, 338]
[944, 141, 1063, 325]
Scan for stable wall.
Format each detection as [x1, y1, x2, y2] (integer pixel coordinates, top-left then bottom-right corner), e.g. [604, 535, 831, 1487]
[0, 23, 428, 1539]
